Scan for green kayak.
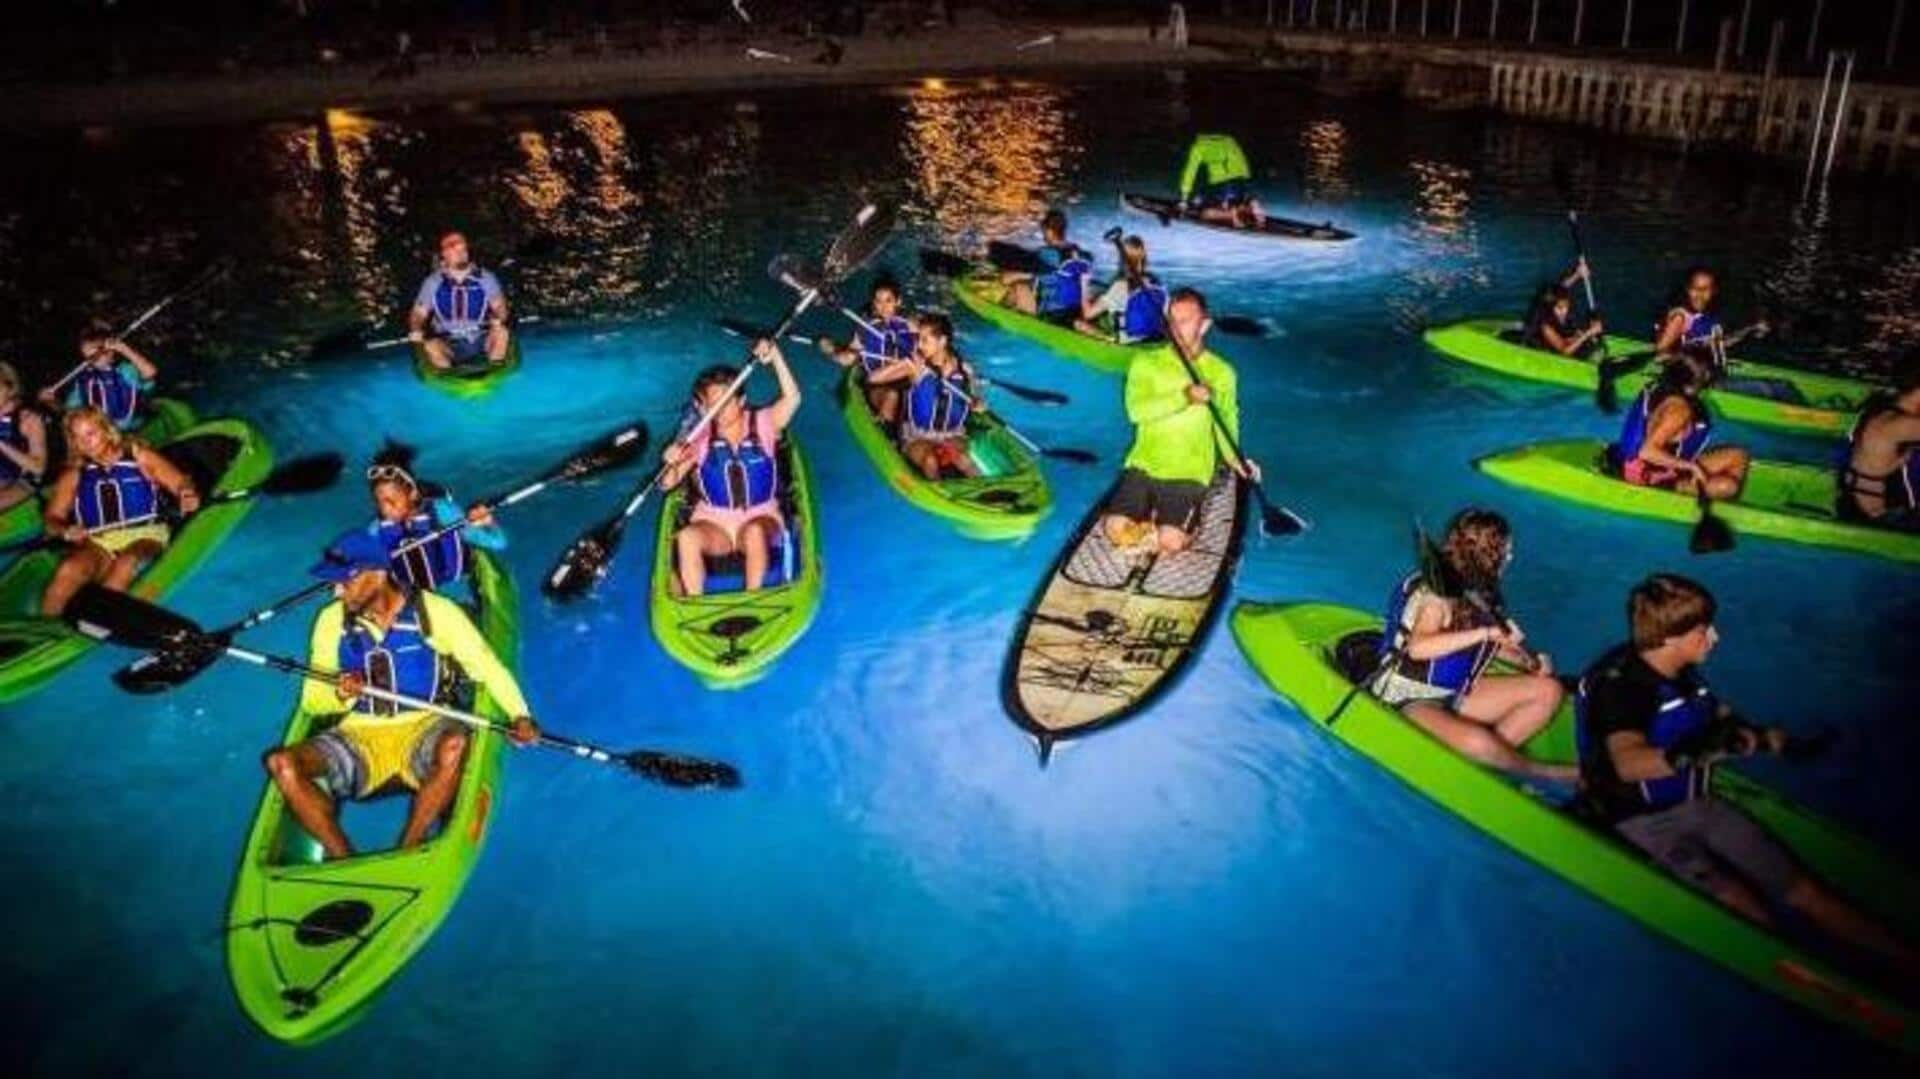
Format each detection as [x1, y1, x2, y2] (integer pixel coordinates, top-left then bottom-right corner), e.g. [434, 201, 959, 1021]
[649, 435, 822, 687]
[1476, 439, 1919, 564]
[838, 370, 1051, 541]
[1230, 600, 1920, 1054]
[227, 548, 518, 1046]
[0, 398, 198, 548]
[1424, 319, 1875, 438]
[412, 337, 522, 398]
[951, 275, 1153, 375]
[0, 414, 271, 704]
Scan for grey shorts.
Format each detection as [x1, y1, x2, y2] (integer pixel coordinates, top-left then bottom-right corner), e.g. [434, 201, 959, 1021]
[1106, 468, 1207, 532]
[1616, 797, 1803, 905]
[310, 718, 458, 800]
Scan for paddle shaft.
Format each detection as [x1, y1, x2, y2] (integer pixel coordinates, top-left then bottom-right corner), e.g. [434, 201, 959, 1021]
[1565, 212, 1610, 361]
[367, 314, 542, 352]
[1166, 331, 1290, 521]
[44, 265, 226, 396]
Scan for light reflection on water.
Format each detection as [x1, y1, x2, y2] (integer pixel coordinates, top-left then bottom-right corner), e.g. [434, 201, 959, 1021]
[899, 79, 1075, 245]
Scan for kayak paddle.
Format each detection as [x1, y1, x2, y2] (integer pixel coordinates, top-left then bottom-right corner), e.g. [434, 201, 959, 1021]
[830, 306, 1076, 405]
[1689, 487, 1736, 554]
[544, 201, 896, 601]
[361, 314, 544, 353]
[926, 247, 1268, 339]
[1560, 209, 1629, 413]
[112, 579, 333, 694]
[999, 422, 1098, 466]
[65, 586, 743, 790]
[1167, 333, 1309, 538]
[41, 258, 235, 398]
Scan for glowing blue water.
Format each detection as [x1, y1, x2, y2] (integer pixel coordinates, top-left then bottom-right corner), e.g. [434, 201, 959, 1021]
[4, 73, 1915, 1075]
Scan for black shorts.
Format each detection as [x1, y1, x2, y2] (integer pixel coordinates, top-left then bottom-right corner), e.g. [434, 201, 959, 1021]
[1615, 797, 1802, 905]
[1036, 305, 1079, 327]
[1106, 468, 1206, 532]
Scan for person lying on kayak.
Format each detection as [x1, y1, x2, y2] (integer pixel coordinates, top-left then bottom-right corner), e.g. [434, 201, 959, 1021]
[820, 277, 916, 425]
[1369, 509, 1576, 783]
[1102, 287, 1259, 555]
[658, 338, 800, 596]
[37, 406, 199, 616]
[1522, 260, 1602, 357]
[1178, 133, 1266, 229]
[1577, 574, 1918, 974]
[408, 231, 511, 370]
[363, 441, 505, 591]
[867, 312, 984, 480]
[39, 321, 158, 430]
[1002, 209, 1094, 325]
[262, 528, 538, 861]
[1075, 233, 1168, 345]
[1837, 364, 1920, 531]
[0, 363, 49, 515]
[1607, 351, 1749, 501]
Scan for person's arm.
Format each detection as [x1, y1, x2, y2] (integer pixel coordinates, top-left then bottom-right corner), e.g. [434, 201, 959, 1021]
[757, 340, 802, 431]
[0, 410, 46, 477]
[1873, 411, 1920, 449]
[433, 494, 506, 550]
[1634, 399, 1705, 479]
[1559, 258, 1589, 291]
[1653, 310, 1688, 355]
[1125, 353, 1193, 426]
[408, 275, 437, 339]
[1399, 594, 1503, 662]
[483, 271, 509, 325]
[114, 341, 158, 383]
[300, 603, 348, 716]
[423, 592, 531, 718]
[1537, 321, 1577, 356]
[134, 442, 200, 513]
[865, 357, 916, 386]
[40, 466, 83, 540]
[818, 336, 859, 368]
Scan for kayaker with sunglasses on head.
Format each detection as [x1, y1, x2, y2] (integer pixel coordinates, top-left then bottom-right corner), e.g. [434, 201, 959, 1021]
[1368, 508, 1575, 783]
[362, 441, 504, 592]
[408, 231, 511, 370]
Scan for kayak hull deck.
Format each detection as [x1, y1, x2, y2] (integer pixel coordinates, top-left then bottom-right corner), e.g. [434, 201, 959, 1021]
[1121, 192, 1356, 242]
[1229, 600, 1920, 1053]
[412, 337, 522, 398]
[226, 549, 518, 1046]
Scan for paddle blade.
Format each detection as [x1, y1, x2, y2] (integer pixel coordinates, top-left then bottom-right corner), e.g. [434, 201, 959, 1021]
[561, 424, 650, 481]
[1688, 492, 1735, 555]
[624, 750, 742, 789]
[1211, 315, 1268, 338]
[256, 453, 346, 496]
[985, 240, 1046, 275]
[918, 248, 976, 278]
[1594, 353, 1651, 414]
[986, 379, 1068, 406]
[767, 253, 824, 296]
[63, 585, 209, 650]
[543, 516, 627, 601]
[1260, 502, 1310, 538]
[822, 202, 897, 281]
[112, 632, 229, 694]
[1042, 447, 1099, 465]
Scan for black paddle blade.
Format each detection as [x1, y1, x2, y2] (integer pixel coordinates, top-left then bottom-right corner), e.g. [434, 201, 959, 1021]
[112, 632, 229, 694]
[767, 253, 824, 295]
[822, 202, 897, 281]
[1211, 315, 1268, 338]
[543, 516, 627, 601]
[1594, 354, 1652, 414]
[1260, 503, 1309, 538]
[985, 240, 1047, 275]
[563, 424, 650, 480]
[918, 248, 976, 278]
[985, 379, 1068, 406]
[1042, 447, 1099, 465]
[256, 453, 346, 496]
[62, 584, 208, 650]
[1688, 492, 1736, 555]
[624, 750, 742, 789]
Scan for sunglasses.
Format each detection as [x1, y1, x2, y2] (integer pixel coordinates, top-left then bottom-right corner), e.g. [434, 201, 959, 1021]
[366, 463, 419, 490]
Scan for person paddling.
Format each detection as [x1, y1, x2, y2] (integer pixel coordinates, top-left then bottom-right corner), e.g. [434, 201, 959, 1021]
[408, 231, 511, 370]
[1522, 259, 1603, 357]
[1608, 351, 1750, 501]
[37, 406, 199, 615]
[1577, 574, 1918, 976]
[1178, 133, 1267, 229]
[261, 529, 538, 861]
[363, 441, 505, 591]
[1076, 233, 1168, 345]
[866, 312, 984, 480]
[1002, 209, 1094, 325]
[820, 278, 917, 425]
[1369, 509, 1575, 783]
[1102, 287, 1258, 555]
[658, 338, 801, 596]
[1837, 363, 1920, 531]
[40, 321, 159, 430]
[0, 363, 50, 515]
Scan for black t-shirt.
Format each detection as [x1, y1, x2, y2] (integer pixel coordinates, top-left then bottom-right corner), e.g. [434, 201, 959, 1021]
[1578, 643, 1709, 822]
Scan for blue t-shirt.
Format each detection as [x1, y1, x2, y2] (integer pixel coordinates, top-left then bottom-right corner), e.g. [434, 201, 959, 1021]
[414, 268, 504, 340]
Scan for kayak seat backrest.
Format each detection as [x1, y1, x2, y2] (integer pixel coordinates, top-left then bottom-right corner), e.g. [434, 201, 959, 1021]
[158, 434, 242, 506]
[1332, 630, 1385, 684]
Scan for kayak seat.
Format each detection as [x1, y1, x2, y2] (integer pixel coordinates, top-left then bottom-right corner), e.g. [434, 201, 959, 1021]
[1332, 630, 1384, 684]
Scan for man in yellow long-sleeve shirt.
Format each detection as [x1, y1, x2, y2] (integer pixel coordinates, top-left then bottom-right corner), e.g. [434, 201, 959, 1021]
[263, 529, 537, 860]
[1102, 287, 1261, 555]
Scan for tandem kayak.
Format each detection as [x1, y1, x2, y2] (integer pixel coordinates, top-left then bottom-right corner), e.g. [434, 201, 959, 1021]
[1475, 439, 1920, 564]
[1121, 193, 1356, 243]
[649, 435, 823, 687]
[1229, 601, 1920, 1054]
[1003, 469, 1246, 762]
[839, 370, 1051, 541]
[412, 337, 522, 398]
[0, 415, 272, 704]
[0, 398, 198, 548]
[951, 275, 1153, 375]
[1424, 319, 1875, 438]
[226, 548, 518, 1046]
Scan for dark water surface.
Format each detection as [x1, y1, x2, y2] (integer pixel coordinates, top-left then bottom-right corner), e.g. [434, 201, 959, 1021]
[3, 69, 1916, 1076]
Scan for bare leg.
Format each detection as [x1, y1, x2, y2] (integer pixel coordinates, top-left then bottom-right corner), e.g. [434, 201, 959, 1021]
[740, 517, 773, 591]
[866, 385, 899, 425]
[487, 325, 511, 364]
[1784, 879, 1920, 975]
[674, 522, 731, 597]
[1699, 446, 1750, 500]
[399, 729, 469, 849]
[1005, 281, 1038, 314]
[0, 483, 30, 513]
[422, 338, 455, 370]
[1403, 687, 1577, 782]
[265, 744, 354, 860]
[1705, 874, 1776, 927]
[1155, 523, 1193, 554]
[904, 441, 943, 481]
[1459, 673, 1566, 752]
[100, 540, 163, 592]
[1103, 514, 1153, 548]
[40, 544, 110, 616]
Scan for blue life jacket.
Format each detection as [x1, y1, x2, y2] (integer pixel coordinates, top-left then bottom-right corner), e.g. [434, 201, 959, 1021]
[1120, 278, 1169, 343]
[904, 365, 972, 437]
[694, 410, 779, 510]
[374, 510, 468, 591]
[1666, 307, 1721, 359]
[1034, 244, 1092, 315]
[338, 593, 443, 717]
[1380, 572, 1494, 698]
[1576, 661, 1717, 812]
[74, 449, 159, 531]
[1611, 387, 1710, 469]
[855, 315, 916, 376]
[1839, 395, 1920, 515]
[430, 268, 493, 338]
[75, 364, 141, 428]
[0, 405, 29, 485]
